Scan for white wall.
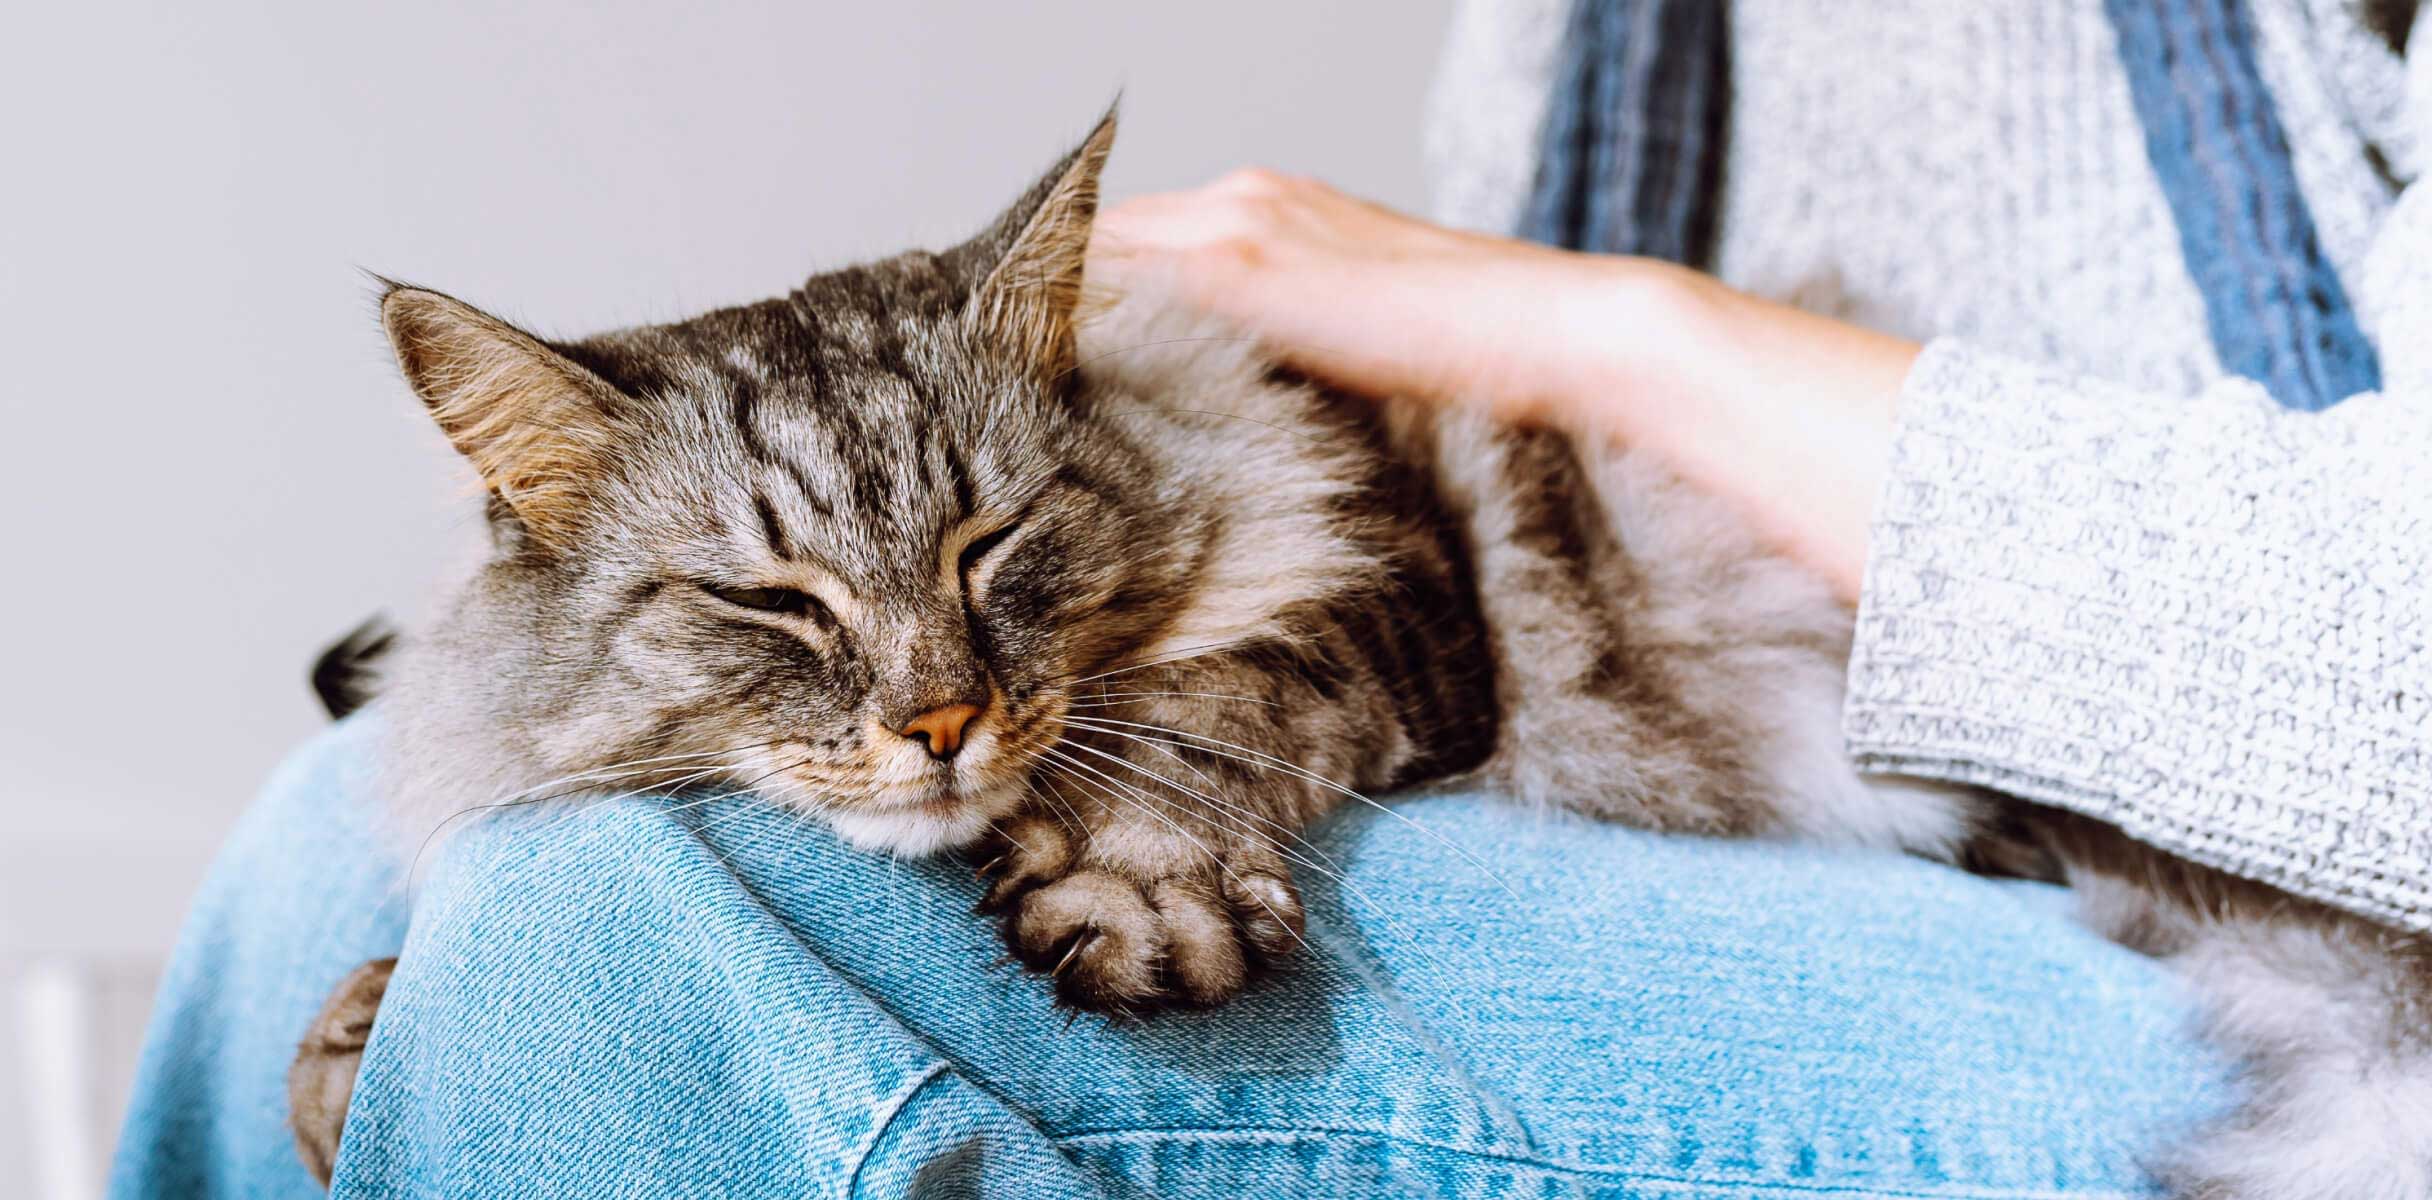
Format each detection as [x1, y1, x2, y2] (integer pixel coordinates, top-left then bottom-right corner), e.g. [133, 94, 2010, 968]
[0, 0, 1449, 1185]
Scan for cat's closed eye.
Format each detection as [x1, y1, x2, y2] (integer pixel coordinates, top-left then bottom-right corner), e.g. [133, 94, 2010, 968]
[957, 524, 1019, 588]
[701, 582, 828, 623]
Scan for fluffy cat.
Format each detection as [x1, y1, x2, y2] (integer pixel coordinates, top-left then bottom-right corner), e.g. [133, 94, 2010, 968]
[292, 114, 2432, 1199]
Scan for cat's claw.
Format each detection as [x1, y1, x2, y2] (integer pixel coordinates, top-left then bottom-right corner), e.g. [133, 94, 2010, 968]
[979, 814, 1305, 1013]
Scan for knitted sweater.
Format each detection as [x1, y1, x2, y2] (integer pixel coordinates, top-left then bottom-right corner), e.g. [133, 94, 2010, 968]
[1426, 0, 2432, 932]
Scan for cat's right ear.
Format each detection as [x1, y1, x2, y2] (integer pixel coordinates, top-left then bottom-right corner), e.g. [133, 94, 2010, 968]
[378, 284, 618, 545]
[960, 108, 1117, 388]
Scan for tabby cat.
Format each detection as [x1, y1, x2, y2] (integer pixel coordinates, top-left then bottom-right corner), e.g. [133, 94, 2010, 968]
[292, 114, 2432, 1199]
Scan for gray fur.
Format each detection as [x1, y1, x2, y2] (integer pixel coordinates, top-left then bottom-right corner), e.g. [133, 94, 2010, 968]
[304, 114, 2431, 1197]
[2043, 811, 2432, 1199]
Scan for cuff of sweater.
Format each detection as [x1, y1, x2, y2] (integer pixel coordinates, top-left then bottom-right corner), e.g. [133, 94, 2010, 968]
[1841, 341, 2318, 877]
[1845, 340, 2130, 800]
[1843, 335, 2432, 935]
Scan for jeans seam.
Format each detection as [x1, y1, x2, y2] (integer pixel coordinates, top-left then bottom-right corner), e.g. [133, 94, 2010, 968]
[1307, 913, 1540, 1153]
[1052, 1124, 2151, 1200]
[842, 1060, 953, 1199]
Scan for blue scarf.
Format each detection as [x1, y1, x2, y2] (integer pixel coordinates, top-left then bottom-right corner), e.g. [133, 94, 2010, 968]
[1520, 0, 2381, 411]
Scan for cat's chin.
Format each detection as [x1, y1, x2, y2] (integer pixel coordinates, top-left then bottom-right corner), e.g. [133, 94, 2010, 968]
[821, 785, 1022, 857]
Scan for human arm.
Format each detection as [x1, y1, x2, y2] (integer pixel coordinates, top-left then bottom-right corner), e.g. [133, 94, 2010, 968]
[1089, 149, 2432, 928]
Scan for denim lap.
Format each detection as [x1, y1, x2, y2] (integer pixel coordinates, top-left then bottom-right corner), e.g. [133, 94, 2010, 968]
[112, 718, 2231, 1199]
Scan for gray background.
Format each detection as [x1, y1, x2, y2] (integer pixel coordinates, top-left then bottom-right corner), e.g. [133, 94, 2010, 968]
[0, 2, 1451, 1193]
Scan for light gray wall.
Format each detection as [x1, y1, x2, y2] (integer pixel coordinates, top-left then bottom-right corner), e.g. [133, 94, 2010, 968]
[0, 1, 1450, 964]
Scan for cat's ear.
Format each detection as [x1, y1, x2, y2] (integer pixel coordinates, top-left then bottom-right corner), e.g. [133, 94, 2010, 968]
[379, 284, 619, 544]
[962, 107, 1116, 385]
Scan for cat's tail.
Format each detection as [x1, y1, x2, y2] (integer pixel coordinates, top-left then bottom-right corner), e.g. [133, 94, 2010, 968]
[310, 617, 397, 719]
[2037, 809, 2432, 1200]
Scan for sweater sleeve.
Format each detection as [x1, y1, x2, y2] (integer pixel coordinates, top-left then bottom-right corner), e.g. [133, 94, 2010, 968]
[1843, 164, 2432, 930]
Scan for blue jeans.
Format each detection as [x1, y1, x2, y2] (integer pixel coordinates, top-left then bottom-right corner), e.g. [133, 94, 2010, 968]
[113, 717, 2231, 1198]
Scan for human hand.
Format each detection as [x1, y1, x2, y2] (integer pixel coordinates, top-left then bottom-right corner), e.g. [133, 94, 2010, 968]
[1088, 170, 1920, 602]
[1088, 167, 1660, 420]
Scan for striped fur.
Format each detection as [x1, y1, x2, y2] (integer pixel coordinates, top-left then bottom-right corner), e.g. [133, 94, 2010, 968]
[292, 115, 2432, 1195]
[322, 112, 1969, 1026]
[293, 115, 1977, 1168]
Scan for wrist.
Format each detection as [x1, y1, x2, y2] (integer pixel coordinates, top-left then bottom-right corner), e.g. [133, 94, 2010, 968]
[1525, 254, 1707, 427]
[1558, 262, 1920, 602]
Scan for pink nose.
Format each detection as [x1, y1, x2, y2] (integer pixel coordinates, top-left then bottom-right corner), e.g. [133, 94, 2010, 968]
[898, 702, 983, 760]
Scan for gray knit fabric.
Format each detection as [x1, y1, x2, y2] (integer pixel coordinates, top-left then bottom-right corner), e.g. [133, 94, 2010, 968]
[1429, 0, 2432, 931]
[1853, 342, 2432, 931]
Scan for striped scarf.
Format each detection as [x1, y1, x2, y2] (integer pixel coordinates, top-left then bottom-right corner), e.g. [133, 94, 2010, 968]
[1519, 0, 2381, 410]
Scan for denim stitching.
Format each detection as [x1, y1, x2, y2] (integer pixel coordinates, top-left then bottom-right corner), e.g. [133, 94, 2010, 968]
[1055, 1125, 2155, 1200]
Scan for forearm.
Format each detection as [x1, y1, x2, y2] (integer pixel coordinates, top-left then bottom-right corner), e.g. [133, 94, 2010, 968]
[1546, 263, 1918, 603]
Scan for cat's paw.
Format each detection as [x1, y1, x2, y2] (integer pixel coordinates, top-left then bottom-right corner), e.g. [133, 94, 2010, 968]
[288, 956, 397, 1186]
[977, 813, 1305, 1015]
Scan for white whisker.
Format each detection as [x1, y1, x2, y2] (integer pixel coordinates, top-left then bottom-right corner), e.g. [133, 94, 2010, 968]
[1067, 690, 1282, 709]
[1055, 736, 1340, 874]
[1067, 642, 1240, 687]
[1062, 715, 1521, 902]
[409, 747, 788, 880]
[1037, 748, 1320, 967]
[409, 757, 764, 885]
[1050, 741, 1481, 990]
[1053, 739, 1363, 902]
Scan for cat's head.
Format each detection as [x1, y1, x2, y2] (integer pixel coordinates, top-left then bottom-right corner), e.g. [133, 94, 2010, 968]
[382, 113, 1361, 853]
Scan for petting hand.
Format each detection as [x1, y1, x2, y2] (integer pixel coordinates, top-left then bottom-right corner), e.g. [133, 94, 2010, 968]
[1088, 167, 1649, 420]
[1088, 170, 1922, 602]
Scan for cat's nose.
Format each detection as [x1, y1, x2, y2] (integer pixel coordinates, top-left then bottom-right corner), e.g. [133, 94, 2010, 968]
[898, 702, 984, 761]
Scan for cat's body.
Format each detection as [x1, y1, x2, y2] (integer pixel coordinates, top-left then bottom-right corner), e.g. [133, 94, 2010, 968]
[294, 116, 2432, 1198]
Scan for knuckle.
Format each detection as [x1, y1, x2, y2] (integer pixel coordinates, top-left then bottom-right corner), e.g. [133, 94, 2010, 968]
[1152, 882, 1249, 1005]
[1216, 165, 1290, 195]
[1190, 232, 1269, 275]
[1225, 872, 1307, 956]
[1005, 819, 1072, 876]
[1018, 870, 1144, 934]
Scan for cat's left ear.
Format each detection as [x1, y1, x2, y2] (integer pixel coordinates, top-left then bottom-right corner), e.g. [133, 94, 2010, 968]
[378, 284, 623, 547]
[962, 107, 1116, 385]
